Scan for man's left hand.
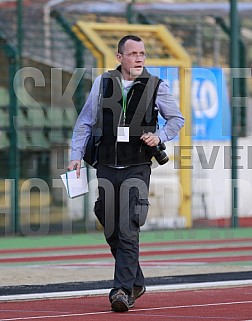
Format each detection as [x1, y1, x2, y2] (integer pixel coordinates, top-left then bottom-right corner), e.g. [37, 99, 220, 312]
[140, 132, 160, 147]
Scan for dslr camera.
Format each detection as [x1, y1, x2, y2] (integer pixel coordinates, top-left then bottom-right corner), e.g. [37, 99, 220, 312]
[148, 142, 169, 165]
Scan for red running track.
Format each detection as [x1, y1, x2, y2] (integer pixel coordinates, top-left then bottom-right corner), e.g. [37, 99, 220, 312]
[1, 245, 252, 264]
[0, 286, 252, 321]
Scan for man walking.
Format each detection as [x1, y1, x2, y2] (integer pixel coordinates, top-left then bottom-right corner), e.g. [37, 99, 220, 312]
[68, 35, 184, 312]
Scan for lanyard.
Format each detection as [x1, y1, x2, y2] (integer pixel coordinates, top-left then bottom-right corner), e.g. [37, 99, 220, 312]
[121, 83, 127, 124]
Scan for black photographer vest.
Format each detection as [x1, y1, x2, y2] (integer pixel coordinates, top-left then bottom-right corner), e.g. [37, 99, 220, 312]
[97, 67, 161, 166]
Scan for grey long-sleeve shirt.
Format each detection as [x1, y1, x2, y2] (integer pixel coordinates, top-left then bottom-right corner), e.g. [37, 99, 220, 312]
[70, 74, 184, 161]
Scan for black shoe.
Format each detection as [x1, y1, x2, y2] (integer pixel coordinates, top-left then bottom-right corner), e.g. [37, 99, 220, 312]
[128, 295, 135, 308]
[128, 285, 146, 309]
[133, 285, 146, 300]
[110, 289, 129, 312]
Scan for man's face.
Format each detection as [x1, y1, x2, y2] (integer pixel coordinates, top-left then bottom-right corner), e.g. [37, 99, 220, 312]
[117, 39, 146, 79]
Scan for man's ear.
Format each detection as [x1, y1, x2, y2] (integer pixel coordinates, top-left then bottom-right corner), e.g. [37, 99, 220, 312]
[116, 53, 122, 63]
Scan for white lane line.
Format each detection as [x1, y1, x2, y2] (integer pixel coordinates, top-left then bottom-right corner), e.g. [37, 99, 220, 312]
[0, 310, 112, 321]
[1, 279, 252, 302]
[130, 300, 252, 312]
[0, 288, 109, 302]
[1, 299, 252, 320]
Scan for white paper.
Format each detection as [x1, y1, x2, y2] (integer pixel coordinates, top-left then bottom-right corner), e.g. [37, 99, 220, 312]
[60, 167, 89, 198]
[117, 126, 129, 142]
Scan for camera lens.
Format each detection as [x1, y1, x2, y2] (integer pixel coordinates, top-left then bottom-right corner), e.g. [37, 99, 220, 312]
[148, 143, 169, 165]
[156, 151, 169, 165]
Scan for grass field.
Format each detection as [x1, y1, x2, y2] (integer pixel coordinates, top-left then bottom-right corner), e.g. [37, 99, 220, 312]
[1, 227, 252, 249]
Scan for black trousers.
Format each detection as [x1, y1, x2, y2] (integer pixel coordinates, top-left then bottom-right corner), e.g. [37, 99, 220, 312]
[94, 164, 151, 295]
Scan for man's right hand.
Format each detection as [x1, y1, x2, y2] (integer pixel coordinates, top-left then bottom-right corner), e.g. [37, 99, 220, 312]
[67, 160, 81, 178]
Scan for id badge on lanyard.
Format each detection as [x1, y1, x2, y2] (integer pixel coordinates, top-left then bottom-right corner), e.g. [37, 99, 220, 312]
[117, 83, 130, 142]
[117, 126, 129, 142]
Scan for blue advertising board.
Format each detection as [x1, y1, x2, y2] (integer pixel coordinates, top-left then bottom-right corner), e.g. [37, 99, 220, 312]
[147, 67, 231, 141]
